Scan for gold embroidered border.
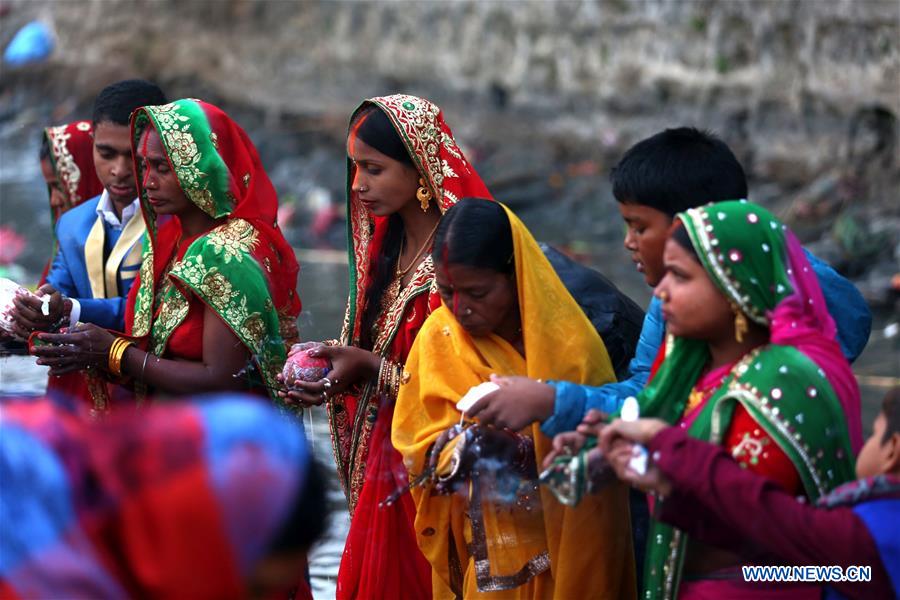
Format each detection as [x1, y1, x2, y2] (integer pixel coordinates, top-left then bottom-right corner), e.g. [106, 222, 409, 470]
[467, 476, 550, 592]
[46, 125, 84, 208]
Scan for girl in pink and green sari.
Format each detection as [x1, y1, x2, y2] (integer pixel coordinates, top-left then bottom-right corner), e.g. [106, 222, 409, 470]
[637, 200, 859, 599]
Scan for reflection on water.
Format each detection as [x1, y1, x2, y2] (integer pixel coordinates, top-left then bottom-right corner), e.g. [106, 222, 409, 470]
[304, 407, 350, 600]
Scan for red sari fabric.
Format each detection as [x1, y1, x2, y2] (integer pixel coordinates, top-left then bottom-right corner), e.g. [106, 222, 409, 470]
[39, 121, 104, 285]
[331, 95, 493, 600]
[150, 230, 207, 362]
[337, 291, 442, 599]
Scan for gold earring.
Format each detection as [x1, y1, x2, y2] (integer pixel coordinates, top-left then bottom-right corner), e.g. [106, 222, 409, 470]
[731, 302, 748, 343]
[416, 177, 432, 212]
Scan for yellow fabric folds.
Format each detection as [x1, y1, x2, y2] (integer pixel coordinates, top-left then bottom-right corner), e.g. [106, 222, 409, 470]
[104, 214, 145, 295]
[84, 216, 106, 299]
[393, 204, 635, 599]
[84, 213, 146, 299]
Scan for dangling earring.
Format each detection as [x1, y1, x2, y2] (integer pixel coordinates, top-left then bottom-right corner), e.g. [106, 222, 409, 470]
[731, 302, 748, 343]
[416, 177, 432, 212]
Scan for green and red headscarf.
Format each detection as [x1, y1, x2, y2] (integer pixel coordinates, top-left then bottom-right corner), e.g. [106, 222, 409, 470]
[126, 99, 301, 403]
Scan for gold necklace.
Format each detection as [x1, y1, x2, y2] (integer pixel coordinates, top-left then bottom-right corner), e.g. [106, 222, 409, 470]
[396, 219, 440, 278]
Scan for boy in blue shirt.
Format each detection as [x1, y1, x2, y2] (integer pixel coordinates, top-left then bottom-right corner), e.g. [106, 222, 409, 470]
[467, 127, 871, 434]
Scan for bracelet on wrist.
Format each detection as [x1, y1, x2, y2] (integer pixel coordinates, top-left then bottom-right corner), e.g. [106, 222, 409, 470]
[107, 337, 134, 377]
[139, 351, 152, 382]
[376, 358, 402, 397]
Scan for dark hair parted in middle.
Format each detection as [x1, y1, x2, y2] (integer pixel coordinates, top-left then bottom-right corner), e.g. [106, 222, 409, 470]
[432, 198, 514, 274]
[670, 221, 700, 263]
[352, 105, 415, 350]
[350, 105, 414, 167]
[610, 127, 748, 217]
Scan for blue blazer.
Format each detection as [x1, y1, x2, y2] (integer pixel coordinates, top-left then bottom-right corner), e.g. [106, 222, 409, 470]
[46, 195, 145, 331]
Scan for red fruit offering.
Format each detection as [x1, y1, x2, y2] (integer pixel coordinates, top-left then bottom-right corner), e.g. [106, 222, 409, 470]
[282, 342, 331, 388]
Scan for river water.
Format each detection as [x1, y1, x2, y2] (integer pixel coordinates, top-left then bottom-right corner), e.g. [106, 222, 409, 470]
[1, 108, 897, 599]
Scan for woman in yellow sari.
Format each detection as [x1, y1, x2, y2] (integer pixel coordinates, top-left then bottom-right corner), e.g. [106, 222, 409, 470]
[393, 198, 635, 599]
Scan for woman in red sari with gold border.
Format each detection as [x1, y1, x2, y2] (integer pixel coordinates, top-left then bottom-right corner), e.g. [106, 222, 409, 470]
[281, 94, 492, 599]
[38, 121, 104, 285]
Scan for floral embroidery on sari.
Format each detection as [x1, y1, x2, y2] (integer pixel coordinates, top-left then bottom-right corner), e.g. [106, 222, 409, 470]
[140, 101, 233, 219]
[171, 252, 267, 354]
[150, 282, 190, 356]
[131, 247, 155, 337]
[127, 99, 301, 406]
[45, 120, 103, 210]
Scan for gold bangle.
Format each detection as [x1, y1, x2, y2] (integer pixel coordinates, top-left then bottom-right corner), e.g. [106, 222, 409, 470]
[107, 337, 126, 373]
[377, 358, 389, 396]
[116, 341, 134, 377]
[109, 340, 124, 375]
[108, 338, 134, 377]
[377, 358, 399, 397]
[385, 361, 400, 398]
[375, 358, 384, 389]
[390, 362, 399, 397]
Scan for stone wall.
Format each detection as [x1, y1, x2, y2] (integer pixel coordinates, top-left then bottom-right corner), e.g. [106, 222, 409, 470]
[3, 0, 898, 285]
[10, 1, 898, 119]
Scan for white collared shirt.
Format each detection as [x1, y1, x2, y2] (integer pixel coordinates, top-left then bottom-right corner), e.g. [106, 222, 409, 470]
[96, 190, 140, 230]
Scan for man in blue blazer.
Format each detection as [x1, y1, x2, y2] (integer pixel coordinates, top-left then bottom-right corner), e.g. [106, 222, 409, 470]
[11, 80, 166, 334]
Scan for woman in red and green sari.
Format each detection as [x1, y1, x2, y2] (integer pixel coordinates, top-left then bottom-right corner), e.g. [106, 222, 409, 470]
[281, 95, 493, 599]
[32, 99, 300, 409]
[635, 200, 858, 599]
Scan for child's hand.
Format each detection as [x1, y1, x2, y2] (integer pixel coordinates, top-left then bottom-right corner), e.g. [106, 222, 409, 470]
[598, 417, 668, 454]
[605, 438, 672, 496]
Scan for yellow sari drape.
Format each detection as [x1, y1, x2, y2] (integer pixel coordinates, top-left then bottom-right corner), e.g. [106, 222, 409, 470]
[393, 205, 635, 599]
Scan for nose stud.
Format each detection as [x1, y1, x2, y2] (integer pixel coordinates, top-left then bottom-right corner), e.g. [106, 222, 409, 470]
[463, 307, 473, 316]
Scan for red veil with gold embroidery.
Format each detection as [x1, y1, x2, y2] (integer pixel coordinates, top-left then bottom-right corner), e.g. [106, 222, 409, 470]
[330, 95, 492, 600]
[39, 121, 104, 285]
